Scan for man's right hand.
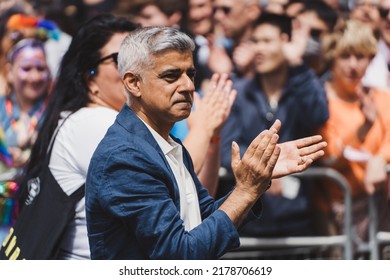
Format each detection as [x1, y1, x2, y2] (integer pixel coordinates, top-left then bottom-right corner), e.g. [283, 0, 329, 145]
[219, 120, 281, 228]
[231, 120, 281, 201]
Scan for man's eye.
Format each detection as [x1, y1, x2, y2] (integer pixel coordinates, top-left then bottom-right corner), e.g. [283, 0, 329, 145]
[162, 74, 179, 82]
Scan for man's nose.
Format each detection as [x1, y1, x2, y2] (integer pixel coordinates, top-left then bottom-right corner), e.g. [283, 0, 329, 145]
[180, 74, 195, 91]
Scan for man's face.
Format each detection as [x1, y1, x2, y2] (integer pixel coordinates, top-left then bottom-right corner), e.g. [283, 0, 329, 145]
[136, 50, 196, 126]
[134, 4, 171, 27]
[252, 24, 287, 74]
[379, 0, 390, 46]
[213, 0, 253, 39]
[350, 0, 380, 32]
[188, 0, 213, 36]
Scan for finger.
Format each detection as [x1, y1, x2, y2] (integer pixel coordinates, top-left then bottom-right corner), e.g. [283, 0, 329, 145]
[270, 119, 282, 134]
[295, 135, 324, 149]
[244, 129, 269, 159]
[204, 74, 219, 98]
[231, 141, 241, 171]
[216, 73, 229, 91]
[254, 132, 279, 168]
[192, 91, 201, 108]
[365, 182, 375, 195]
[264, 143, 281, 175]
[303, 150, 325, 163]
[294, 158, 314, 172]
[299, 141, 327, 156]
[245, 120, 281, 161]
[225, 89, 237, 116]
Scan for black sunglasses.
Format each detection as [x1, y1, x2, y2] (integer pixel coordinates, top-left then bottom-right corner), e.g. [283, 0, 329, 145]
[89, 52, 118, 76]
[212, 5, 232, 15]
[95, 52, 118, 66]
[379, 7, 390, 19]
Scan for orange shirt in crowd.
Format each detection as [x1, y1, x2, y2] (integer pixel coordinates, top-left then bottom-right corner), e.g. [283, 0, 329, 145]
[319, 88, 390, 203]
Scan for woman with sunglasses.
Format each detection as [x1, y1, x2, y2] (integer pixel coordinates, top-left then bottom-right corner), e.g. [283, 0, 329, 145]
[17, 14, 138, 260]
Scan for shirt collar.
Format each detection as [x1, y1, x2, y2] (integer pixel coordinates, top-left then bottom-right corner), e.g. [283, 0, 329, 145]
[137, 115, 179, 156]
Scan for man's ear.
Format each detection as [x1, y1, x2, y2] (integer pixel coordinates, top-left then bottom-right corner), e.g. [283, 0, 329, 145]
[122, 72, 142, 98]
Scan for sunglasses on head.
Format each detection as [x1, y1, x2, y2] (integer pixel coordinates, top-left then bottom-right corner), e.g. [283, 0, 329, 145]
[379, 7, 390, 19]
[212, 5, 232, 15]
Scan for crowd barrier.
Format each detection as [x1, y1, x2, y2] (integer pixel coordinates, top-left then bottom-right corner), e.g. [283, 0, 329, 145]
[220, 167, 390, 260]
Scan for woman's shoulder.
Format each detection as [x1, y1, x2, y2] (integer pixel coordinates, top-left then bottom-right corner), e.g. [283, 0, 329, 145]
[67, 107, 117, 124]
[57, 107, 118, 139]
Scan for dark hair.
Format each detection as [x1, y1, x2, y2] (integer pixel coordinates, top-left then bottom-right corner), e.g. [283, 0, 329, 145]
[122, 0, 189, 27]
[18, 14, 138, 192]
[254, 12, 292, 39]
[299, 0, 339, 32]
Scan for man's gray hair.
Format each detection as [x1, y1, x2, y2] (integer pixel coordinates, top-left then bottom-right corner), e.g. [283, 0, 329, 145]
[118, 26, 195, 79]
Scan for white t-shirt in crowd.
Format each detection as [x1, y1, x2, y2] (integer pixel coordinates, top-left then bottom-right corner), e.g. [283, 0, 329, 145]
[49, 106, 118, 260]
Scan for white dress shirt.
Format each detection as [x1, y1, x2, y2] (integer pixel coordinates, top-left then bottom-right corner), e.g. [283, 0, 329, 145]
[141, 119, 202, 231]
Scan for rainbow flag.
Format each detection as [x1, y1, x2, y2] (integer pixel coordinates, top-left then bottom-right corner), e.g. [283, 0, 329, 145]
[0, 126, 12, 168]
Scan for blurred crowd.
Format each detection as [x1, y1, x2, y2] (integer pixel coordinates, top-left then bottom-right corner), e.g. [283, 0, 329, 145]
[1, 0, 390, 259]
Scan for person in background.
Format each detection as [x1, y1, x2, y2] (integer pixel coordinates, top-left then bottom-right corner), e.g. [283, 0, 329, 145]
[0, 2, 36, 96]
[349, 0, 381, 39]
[0, 37, 51, 243]
[294, 0, 340, 80]
[318, 19, 390, 257]
[361, 0, 390, 90]
[264, 0, 289, 14]
[85, 26, 327, 260]
[212, 0, 261, 79]
[0, 38, 51, 170]
[185, 0, 214, 90]
[18, 14, 138, 260]
[122, 0, 188, 29]
[220, 12, 329, 241]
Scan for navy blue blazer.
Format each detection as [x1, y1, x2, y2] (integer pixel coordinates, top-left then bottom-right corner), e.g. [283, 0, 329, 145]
[86, 105, 251, 259]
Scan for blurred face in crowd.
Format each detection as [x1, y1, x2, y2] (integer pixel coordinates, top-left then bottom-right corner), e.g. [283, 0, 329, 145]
[379, 0, 390, 46]
[295, 9, 329, 73]
[132, 4, 171, 27]
[332, 52, 372, 94]
[88, 32, 128, 111]
[188, 0, 213, 36]
[251, 23, 288, 75]
[350, 0, 380, 32]
[296, 10, 328, 35]
[213, 0, 260, 41]
[265, 0, 288, 14]
[323, 0, 340, 9]
[7, 46, 50, 103]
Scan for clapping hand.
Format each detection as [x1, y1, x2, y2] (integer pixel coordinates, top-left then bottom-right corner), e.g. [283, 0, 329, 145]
[273, 134, 327, 178]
